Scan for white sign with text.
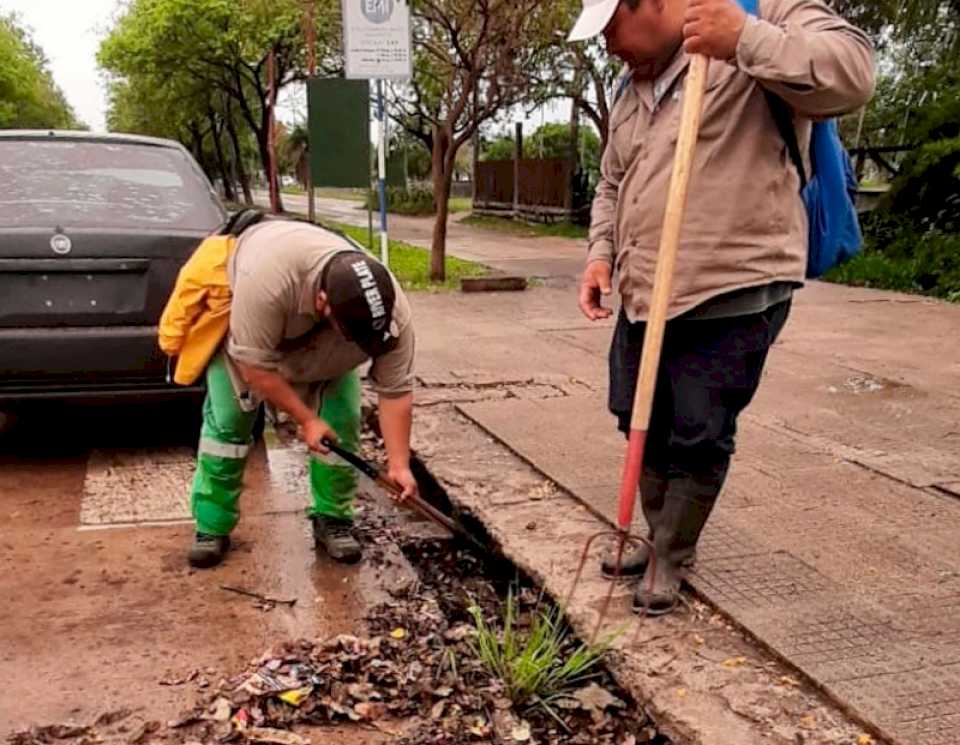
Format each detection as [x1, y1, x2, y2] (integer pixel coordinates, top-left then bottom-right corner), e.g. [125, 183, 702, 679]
[342, 0, 413, 80]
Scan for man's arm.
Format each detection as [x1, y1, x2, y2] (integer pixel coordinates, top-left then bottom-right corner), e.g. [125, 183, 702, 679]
[587, 106, 626, 267]
[234, 362, 335, 452]
[378, 392, 416, 500]
[736, 0, 875, 117]
[580, 101, 627, 321]
[684, 0, 874, 117]
[368, 318, 418, 500]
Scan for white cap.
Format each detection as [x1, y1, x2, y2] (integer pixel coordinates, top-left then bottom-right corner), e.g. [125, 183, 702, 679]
[567, 0, 619, 42]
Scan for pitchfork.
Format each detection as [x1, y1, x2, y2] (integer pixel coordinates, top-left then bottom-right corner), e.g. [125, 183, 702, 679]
[564, 55, 711, 642]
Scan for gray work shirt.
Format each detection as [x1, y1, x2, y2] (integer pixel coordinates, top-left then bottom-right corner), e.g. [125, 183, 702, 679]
[224, 220, 415, 410]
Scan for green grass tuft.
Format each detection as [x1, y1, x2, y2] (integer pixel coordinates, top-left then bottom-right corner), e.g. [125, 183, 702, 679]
[468, 588, 617, 711]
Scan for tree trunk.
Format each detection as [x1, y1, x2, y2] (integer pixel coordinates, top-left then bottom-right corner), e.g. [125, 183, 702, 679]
[226, 117, 253, 204]
[235, 86, 284, 213]
[430, 125, 454, 282]
[257, 128, 284, 214]
[188, 124, 210, 180]
[209, 111, 236, 203]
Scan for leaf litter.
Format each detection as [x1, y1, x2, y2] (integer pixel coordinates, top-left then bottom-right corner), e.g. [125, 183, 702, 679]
[7, 499, 667, 745]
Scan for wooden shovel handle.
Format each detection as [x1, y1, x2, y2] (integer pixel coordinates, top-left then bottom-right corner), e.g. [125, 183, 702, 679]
[629, 55, 710, 432]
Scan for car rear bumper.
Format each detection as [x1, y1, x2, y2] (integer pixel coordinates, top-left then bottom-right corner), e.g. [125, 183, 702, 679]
[0, 326, 205, 402]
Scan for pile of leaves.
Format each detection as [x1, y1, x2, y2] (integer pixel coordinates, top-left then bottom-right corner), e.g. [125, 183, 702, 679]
[157, 595, 660, 745]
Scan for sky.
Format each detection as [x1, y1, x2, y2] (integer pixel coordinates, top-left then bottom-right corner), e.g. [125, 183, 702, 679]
[3, 0, 117, 131]
[1, 0, 570, 139]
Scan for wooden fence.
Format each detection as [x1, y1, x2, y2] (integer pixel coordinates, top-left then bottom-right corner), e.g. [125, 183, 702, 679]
[474, 157, 587, 222]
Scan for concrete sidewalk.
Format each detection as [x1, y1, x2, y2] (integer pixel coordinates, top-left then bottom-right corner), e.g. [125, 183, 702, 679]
[409, 279, 960, 745]
[264, 192, 588, 281]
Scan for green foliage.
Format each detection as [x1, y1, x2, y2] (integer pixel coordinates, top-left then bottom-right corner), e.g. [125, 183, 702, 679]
[826, 213, 960, 301]
[888, 136, 960, 223]
[98, 0, 339, 191]
[468, 589, 614, 710]
[0, 14, 80, 129]
[365, 185, 437, 216]
[831, 6, 960, 302]
[481, 122, 602, 188]
[482, 135, 517, 162]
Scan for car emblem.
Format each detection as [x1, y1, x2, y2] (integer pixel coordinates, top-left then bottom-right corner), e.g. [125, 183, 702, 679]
[51, 234, 72, 255]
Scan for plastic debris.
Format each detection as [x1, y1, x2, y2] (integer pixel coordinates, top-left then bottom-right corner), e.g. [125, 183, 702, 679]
[277, 686, 313, 707]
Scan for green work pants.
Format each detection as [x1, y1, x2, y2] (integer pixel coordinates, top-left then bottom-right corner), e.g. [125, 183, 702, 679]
[190, 355, 361, 535]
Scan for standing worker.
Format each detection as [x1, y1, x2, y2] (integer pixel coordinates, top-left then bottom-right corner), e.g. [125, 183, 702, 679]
[161, 214, 418, 568]
[569, 0, 875, 613]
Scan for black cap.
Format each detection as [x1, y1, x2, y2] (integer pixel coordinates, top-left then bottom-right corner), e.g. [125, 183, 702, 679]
[321, 252, 398, 357]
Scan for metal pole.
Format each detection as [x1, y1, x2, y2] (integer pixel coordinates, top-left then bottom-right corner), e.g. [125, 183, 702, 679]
[513, 121, 523, 219]
[368, 185, 375, 251]
[376, 79, 389, 267]
[305, 0, 317, 223]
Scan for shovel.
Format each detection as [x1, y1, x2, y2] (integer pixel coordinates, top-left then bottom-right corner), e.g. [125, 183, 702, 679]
[319, 437, 486, 552]
[565, 55, 712, 637]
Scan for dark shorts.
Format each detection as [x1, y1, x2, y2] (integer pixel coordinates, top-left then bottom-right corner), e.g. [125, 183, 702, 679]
[609, 300, 791, 471]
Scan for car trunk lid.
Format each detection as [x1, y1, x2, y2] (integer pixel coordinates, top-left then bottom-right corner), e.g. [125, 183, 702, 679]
[0, 228, 206, 327]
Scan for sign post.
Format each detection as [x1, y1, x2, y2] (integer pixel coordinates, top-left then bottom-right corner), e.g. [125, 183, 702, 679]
[303, 1, 317, 223]
[376, 79, 389, 267]
[342, 0, 413, 269]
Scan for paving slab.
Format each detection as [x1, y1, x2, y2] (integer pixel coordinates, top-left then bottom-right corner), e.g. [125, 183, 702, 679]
[411, 405, 875, 745]
[458, 390, 960, 745]
[407, 275, 960, 745]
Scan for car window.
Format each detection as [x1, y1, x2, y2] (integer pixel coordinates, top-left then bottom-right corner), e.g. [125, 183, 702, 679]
[0, 140, 224, 230]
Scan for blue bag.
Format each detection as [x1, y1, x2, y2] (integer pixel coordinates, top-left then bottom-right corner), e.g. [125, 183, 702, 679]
[738, 0, 863, 277]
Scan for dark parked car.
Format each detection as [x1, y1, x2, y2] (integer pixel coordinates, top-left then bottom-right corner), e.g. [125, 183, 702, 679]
[0, 131, 226, 402]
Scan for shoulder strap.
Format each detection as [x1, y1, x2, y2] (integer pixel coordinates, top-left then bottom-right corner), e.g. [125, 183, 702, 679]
[764, 91, 809, 189]
[218, 209, 370, 257]
[219, 208, 267, 237]
[741, 0, 809, 188]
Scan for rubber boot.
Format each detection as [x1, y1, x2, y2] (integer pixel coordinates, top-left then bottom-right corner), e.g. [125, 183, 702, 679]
[601, 467, 667, 581]
[312, 516, 362, 563]
[633, 475, 719, 616]
[188, 533, 231, 569]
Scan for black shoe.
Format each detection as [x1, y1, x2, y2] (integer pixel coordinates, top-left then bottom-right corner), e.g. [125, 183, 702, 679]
[312, 517, 362, 564]
[188, 533, 231, 568]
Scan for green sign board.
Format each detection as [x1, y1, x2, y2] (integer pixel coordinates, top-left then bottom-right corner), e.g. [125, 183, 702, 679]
[308, 78, 370, 188]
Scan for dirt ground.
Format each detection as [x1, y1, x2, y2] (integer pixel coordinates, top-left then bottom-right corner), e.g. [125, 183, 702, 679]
[0, 404, 399, 742]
